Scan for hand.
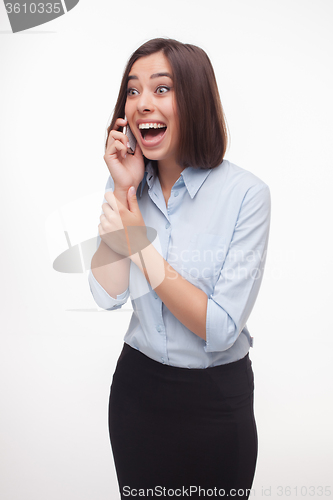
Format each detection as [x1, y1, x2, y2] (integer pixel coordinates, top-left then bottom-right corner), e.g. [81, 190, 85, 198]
[98, 186, 149, 257]
[104, 118, 145, 194]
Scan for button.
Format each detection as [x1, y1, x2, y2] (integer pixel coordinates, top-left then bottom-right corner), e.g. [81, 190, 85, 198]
[165, 222, 170, 229]
[156, 325, 162, 332]
[154, 293, 158, 299]
[161, 358, 165, 363]
[174, 191, 179, 197]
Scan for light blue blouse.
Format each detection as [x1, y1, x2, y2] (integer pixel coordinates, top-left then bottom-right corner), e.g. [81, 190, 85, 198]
[88, 159, 271, 368]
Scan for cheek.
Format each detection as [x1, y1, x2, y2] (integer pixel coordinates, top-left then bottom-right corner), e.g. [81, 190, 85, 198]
[170, 101, 179, 131]
[125, 102, 136, 130]
[125, 99, 136, 120]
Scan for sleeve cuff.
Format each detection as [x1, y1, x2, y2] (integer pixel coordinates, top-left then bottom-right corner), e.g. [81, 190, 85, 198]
[88, 269, 129, 310]
[204, 296, 238, 353]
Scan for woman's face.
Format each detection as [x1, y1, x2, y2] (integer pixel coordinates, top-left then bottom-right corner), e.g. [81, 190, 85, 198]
[124, 52, 179, 167]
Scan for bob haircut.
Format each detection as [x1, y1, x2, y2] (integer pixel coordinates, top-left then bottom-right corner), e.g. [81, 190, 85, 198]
[105, 38, 229, 170]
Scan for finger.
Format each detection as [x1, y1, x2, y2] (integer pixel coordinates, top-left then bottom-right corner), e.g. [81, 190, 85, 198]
[104, 190, 124, 214]
[98, 219, 107, 234]
[103, 193, 119, 215]
[105, 118, 127, 150]
[99, 213, 109, 224]
[113, 117, 127, 130]
[105, 137, 127, 160]
[105, 130, 122, 153]
[113, 139, 128, 160]
[99, 213, 116, 233]
[109, 130, 127, 143]
[109, 130, 129, 151]
[101, 202, 115, 218]
[106, 124, 126, 150]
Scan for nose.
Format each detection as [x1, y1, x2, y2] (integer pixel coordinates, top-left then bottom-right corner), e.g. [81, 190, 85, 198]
[137, 90, 154, 114]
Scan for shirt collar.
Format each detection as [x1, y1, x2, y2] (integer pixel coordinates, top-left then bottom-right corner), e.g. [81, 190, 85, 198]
[181, 166, 213, 198]
[138, 162, 213, 199]
[139, 162, 155, 198]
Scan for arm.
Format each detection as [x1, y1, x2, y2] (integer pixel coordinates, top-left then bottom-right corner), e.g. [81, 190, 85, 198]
[203, 183, 271, 352]
[130, 183, 271, 348]
[89, 117, 145, 306]
[100, 176, 270, 347]
[130, 247, 208, 340]
[91, 187, 131, 300]
[99, 186, 208, 337]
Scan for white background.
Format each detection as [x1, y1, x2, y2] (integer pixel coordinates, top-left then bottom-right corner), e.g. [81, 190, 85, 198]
[1, 0, 332, 498]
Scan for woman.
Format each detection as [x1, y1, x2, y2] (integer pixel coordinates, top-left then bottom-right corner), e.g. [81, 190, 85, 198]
[89, 38, 271, 499]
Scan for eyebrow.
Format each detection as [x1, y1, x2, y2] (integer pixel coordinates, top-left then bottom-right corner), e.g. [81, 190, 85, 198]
[127, 72, 173, 82]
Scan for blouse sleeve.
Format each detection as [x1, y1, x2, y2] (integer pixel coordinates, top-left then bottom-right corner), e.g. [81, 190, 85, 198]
[205, 182, 271, 352]
[88, 269, 129, 310]
[87, 175, 130, 310]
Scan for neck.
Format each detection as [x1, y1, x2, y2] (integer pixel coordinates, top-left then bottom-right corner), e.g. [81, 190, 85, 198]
[157, 158, 186, 192]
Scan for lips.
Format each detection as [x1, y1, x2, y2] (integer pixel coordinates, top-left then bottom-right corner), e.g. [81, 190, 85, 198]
[137, 121, 167, 146]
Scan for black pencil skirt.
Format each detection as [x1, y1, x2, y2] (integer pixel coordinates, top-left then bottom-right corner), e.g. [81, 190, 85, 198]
[109, 343, 258, 499]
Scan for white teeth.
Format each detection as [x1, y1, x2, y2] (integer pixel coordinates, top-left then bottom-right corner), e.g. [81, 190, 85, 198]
[138, 123, 167, 129]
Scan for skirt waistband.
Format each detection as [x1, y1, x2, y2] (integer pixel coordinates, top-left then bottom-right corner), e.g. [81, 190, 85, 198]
[117, 342, 251, 378]
[113, 342, 254, 407]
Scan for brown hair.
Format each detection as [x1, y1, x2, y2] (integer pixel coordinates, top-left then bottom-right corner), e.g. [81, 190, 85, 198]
[105, 38, 229, 170]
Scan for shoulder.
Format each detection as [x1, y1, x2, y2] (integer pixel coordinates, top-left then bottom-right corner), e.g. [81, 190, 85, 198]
[211, 159, 270, 193]
[206, 159, 271, 214]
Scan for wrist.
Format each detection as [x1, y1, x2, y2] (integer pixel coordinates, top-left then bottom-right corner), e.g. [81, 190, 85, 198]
[114, 184, 138, 195]
[113, 187, 130, 207]
[128, 233, 150, 262]
[130, 243, 166, 290]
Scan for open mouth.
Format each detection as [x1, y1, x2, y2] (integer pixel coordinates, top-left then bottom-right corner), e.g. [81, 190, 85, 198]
[138, 122, 167, 142]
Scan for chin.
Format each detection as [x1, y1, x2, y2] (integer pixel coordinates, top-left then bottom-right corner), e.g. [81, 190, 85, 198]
[141, 148, 164, 162]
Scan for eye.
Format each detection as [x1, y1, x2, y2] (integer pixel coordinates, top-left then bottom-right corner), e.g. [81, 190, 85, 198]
[156, 85, 171, 95]
[127, 87, 139, 96]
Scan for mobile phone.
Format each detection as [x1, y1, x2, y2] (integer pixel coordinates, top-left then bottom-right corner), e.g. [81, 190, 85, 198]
[123, 115, 137, 155]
